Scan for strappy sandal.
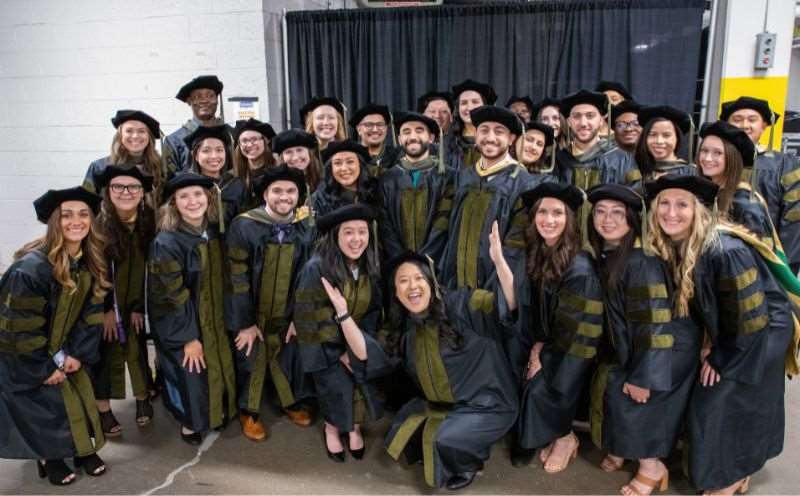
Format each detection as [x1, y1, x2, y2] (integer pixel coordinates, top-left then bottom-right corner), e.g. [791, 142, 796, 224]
[538, 442, 553, 464]
[37, 459, 76, 486]
[99, 409, 122, 437]
[73, 453, 106, 476]
[136, 398, 154, 426]
[601, 454, 625, 472]
[543, 433, 579, 474]
[620, 467, 669, 496]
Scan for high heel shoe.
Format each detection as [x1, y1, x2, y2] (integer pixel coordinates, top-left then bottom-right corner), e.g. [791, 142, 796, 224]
[180, 426, 203, 446]
[621, 467, 669, 496]
[346, 431, 365, 460]
[737, 476, 751, 494]
[73, 453, 106, 476]
[37, 459, 76, 485]
[323, 429, 345, 463]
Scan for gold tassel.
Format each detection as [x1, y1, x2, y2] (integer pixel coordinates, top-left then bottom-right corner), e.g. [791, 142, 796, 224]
[425, 254, 443, 301]
[641, 196, 652, 256]
[389, 111, 397, 148]
[342, 102, 350, 140]
[437, 123, 445, 175]
[750, 147, 758, 201]
[687, 115, 695, 165]
[581, 191, 595, 258]
[606, 101, 613, 145]
[218, 92, 225, 123]
[215, 183, 225, 234]
[768, 111, 776, 152]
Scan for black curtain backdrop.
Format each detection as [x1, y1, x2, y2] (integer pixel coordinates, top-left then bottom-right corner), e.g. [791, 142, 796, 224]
[285, 0, 704, 128]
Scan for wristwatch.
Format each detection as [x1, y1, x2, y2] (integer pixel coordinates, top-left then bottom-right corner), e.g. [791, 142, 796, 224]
[334, 311, 351, 324]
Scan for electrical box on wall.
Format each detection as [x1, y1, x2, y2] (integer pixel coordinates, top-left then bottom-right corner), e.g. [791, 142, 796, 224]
[754, 31, 776, 69]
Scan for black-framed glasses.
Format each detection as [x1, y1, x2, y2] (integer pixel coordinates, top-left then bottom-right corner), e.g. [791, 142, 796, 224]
[615, 121, 640, 130]
[109, 184, 144, 194]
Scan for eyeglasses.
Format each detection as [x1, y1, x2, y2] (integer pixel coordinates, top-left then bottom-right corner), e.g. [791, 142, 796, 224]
[109, 184, 144, 194]
[239, 137, 264, 146]
[592, 208, 627, 223]
[359, 123, 386, 130]
[615, 121, 640, 130]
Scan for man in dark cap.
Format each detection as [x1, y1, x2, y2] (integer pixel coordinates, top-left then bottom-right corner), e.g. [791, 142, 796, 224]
[417, 91, 453, 137]
[165, 75, 232, 173]
[349, 103, 401, 177]
[722, 96, 800, 272]
[379, 112, 454, 263]
[439, 105, 531, 290]
[610, 100, 643, 155]
[556, 89, 640, 191]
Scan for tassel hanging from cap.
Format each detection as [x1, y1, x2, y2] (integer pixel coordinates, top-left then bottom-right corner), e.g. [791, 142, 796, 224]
[641, 196, 652, 256]
[606, 101, 613, 145]
[158, 130, 170, 185]
[768, 111, 776, 152]
[580, 192, 596, 258]
[215, 183, 225, 234]
[218, 92, 225, 124]
[750, 148, 759, 201]
[437, 123, 446, 175]
[389, 111, 397, 148]
[342, 102, 350, 140]
[424, 254, 443, 301]
[686, 114, 696, 166]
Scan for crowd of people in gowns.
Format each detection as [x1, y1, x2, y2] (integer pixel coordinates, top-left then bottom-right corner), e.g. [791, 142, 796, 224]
[1, 71, 800, 496]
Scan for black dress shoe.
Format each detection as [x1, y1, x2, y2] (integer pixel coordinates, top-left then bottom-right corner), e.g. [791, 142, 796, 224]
[446, 471, 476, 490]
[345, 432, 365, 460]
[323, 430, 345, 462]
[511, 446, 536, 467]
[181, 428, 203, 445]
[74, 453, 106, 476]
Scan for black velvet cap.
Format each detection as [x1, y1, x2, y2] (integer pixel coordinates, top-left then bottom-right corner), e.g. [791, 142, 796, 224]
[233, 118, 276, 142]
[271, 129, 317, 155]
[349, 103, 391, 128]
[253, 164, 308, 205]
[532, 97, 561, 117]
[394, 112, 440, 137]
[320, 139, 371, 164]
[644, 174, 719, 208]
[637, 105, 692, 134]
[416, 91, 453, 113]
[175, 75, 223, 102]
[587, 183, 644, 211]
[610, 100, 642, 124]
[161, 172, 214, 203]
[451, 79, 498, 105]
[719, 96, 780, 124]
[699, 120, 755, 166]
[183, 125, 231, 149]
[521, 121, 555, 147]
[95, 164, 154, 193]
[111, 110, 160, 137]
[560, 90, 609, 117]
[594, 80, 633, 100]
[34, 186, 102, 224]
[299, 96, 345, 124]
[506, 95, 534, 111]
[316, 203, 375, 233]
[520, 182, 584, 211]
[470, 105, 523, 135]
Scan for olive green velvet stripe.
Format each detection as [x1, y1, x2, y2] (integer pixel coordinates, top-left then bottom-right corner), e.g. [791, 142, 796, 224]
[60, 369, 105, 457]
[626, 284, 668, 300]
[626, 308, 671, 324]
[345, 274, 371, 324]
[400, 189, 428, 252]
[1, 293, 46, 312]
[246, 340, 268, 413]
[0, 316, 47, 332]
[256, 244, 294, 332]
[456, 190, 492, 289]
[718, 268, 757, 292]
[781, 168, 800, 188]
[590, 362, 612, 449]
[149, 259, 181, 274]
[414, 322, 455, 404]
[740, 314, 769, 335]
[385, 404, 450, 488]
[0, 335, 47, 353]
[558, 289, 603, 315]
[555, 309, 603, 338]
[636, 334, 674, 349]
[49, 270, 92, 354]
[468, 290, 494, 315]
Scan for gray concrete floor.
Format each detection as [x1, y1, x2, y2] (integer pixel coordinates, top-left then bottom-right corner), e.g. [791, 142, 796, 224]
[1, 381, 799, 495]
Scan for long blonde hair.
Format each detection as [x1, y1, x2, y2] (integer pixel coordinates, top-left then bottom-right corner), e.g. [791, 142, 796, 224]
[304, 110, 347, 146]
[644, 194, 719, 317]
[15, 207, 111, 298]
[157, 189, 220, 232]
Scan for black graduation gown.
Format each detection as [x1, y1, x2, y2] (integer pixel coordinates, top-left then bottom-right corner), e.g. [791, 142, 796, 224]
[590, 245, 702, 459]
[729, 184, 781, 253]
[164, 119, 234, 173]
[687, 232, 793, 490]
[148, 224, 237, 432]
[225, 208, 313, 414]
[444, 132, 481, 171]
[378, 157, 455, 264]
[379, 288, 518, 488]
[365, 144, 401, 178]
[291, 256, 384, 432]
[640, 160, 696, 182]
[92, 228, 149, 400]
[0, 250, 106, 459]
[517, 252, 604, 449]
[439, 160, 531, 290]
[745, 150, 800, 271]
[555, 140, 641, 190]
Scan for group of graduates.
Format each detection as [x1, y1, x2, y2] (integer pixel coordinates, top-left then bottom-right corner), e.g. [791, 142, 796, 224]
[1, 72, 800, 496]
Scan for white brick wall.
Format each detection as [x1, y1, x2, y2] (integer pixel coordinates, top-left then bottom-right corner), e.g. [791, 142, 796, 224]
[0, 0, 273, 269]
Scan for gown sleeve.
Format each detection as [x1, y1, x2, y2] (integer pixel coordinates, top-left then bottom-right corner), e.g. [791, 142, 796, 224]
[225, 219, 256, 332]
[419, 169, 455, 263]
[778, 154, 800, 270]
[61, 287, 105, 365]
[377, 174, 406, 260]
[147, 235, 199, 350]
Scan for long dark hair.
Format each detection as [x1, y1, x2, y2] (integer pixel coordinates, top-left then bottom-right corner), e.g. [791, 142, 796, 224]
[526, 199, 580, 283]
[696, 139, 743, 215]
[634, 117, 683, 179]
[322, 156, 378, 205]
[383, 259, 463, 357]
[587, 203, 641, 290]
[314, 222, 380, 290]
[99, 189, 156, 262]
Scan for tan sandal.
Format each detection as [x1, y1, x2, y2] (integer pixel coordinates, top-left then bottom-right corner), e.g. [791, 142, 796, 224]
[620, 467, 669, 496]
[601, 454, 625, 472]
[538, 441, 553, 464]
[543, 433, 579, 474]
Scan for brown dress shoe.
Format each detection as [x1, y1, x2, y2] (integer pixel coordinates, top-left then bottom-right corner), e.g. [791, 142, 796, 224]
[240, 414, 267, 442]
[284, 408, 313, 427]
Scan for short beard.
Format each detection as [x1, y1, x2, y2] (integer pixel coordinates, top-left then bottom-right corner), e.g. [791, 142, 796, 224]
[476, 143, 508, 161]
[572, 127, 600, 145]
[402, 141, 429, 159]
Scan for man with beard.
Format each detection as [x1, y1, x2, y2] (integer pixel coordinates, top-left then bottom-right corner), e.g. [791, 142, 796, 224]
[555, 89, 639, 191]
[722, 96, 800, 272]
[610, 100, 642, 155]
[165, 75, 233, 172]
[379, 112, 454, 263]
[439, 106, 531, 290]
[506, 95, 534, 122]
[226, 165, 315, 441]
[417, 91, 454, 138]
[350, 103, 401, 177]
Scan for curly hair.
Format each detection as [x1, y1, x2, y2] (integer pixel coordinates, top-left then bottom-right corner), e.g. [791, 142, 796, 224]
[15, 206, 111, 298]
[525, 198, 580, 283]
[98, 188, 156, 262]
[644, 193, 720, 317]
[382, 259, 463, 358]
